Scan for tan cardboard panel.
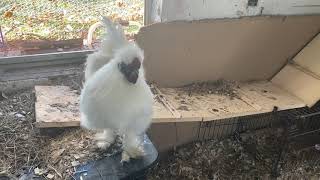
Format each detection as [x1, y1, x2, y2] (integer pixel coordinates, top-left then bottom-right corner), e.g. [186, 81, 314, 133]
[136, 15, 320, 87]
[293, 34, 320, 77]
[272, 64, 320, 107]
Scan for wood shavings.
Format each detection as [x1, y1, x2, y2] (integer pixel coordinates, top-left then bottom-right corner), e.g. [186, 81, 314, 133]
[43, 129, 122, 179]
[148, 128, 320, 179]
[34, 167, 47, 175]
[71, 161, 80, 167]
[47, 173, 54, 179]
[0, 90, 47, 177]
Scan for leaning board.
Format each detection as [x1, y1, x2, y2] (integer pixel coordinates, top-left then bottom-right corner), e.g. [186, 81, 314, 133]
[35, 81, 305, 128]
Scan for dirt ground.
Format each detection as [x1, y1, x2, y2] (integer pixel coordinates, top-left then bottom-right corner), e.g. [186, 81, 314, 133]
[1, 75, 320, 179]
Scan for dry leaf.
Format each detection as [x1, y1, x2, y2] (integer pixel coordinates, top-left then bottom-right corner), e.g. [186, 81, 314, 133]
[116, 1, 126, 7]
[4, 11, 13, 18]
[115, 18, 129, 26]
[110, 13, 119, 20]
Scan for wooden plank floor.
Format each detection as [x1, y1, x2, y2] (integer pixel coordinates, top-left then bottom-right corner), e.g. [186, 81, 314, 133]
[35, 81, 306, 128]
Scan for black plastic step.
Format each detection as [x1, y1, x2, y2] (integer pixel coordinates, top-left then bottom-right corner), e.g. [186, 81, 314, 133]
[73, 134, 158, 180]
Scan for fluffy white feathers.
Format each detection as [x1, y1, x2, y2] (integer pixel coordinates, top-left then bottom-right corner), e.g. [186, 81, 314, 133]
[80, 17, 153, 162]
[84, 17, 127, 81]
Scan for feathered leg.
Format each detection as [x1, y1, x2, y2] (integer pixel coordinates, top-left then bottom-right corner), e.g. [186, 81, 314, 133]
[95, 128, 116, 149]
[121, 131, 145, 162]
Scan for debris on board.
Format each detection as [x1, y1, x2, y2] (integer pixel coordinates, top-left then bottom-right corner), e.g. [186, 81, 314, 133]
[181, 79, 240, 99]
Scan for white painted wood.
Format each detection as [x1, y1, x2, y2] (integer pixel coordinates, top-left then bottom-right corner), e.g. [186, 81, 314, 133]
[145, 0, 162, 24]
[146, 0, 320, 23]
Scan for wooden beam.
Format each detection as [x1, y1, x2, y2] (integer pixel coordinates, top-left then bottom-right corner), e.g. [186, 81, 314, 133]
[0, 50, 93, 66]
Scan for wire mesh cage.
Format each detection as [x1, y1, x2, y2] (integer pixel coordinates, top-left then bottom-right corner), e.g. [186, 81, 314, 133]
[193, 102, 320, 177]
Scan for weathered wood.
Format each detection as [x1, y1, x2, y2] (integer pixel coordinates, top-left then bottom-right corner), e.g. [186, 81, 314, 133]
[35, 81, 305, 128]
[0, 50, 92, 65]
[0, 64, 82, 81]
[35, 86, 175, 128]
[35, 86, 81, 128]
[0, 50, 93, 72]
[159, 81, 305, 122]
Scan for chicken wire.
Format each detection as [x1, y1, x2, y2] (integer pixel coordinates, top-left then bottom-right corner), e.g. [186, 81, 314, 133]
[270, 102, 320, 177]
[196, 107, 280, 142]
[194, 102, 320, 177]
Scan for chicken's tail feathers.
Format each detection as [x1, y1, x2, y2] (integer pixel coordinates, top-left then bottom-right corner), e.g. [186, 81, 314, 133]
[100, 16, 127, 53]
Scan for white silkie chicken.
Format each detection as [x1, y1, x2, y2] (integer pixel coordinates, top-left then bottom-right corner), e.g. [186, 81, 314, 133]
[80, 17, 154, 162]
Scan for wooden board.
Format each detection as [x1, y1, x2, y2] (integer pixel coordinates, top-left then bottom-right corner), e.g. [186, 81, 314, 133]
[35, 81, 305, 128]
[35, 86, 175, 128]
[35, 86, 81, 128]
[157, 81, 305, 122]
[159, 87, 255, 122]
[237, 81, 306, 111]
[272, 64, 320, 107]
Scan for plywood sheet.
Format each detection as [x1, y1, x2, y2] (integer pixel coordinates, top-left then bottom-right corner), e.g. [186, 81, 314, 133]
[35, 86, 80, 128]
[159, 87, 256, 121]
[35, 81, 305, 128]
[136, 15, 320, 87]
[157, 81, 305, 122]
[153, 99, 176, 122]
[237, 81, 306, 111]
[35, 86, 174, 128]
[293, 34, 320, 77]
[272, 64, 320, 107]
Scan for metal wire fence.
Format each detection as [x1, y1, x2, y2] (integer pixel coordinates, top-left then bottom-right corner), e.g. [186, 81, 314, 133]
[195, 102, 320, 177]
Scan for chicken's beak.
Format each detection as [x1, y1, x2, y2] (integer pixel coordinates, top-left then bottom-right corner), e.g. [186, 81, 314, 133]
[118, 59, 141, 84]
[127, 69, 139, 84]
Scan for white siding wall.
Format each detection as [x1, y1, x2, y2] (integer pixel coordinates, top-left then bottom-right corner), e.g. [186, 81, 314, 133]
[146, 0, 320, 24]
